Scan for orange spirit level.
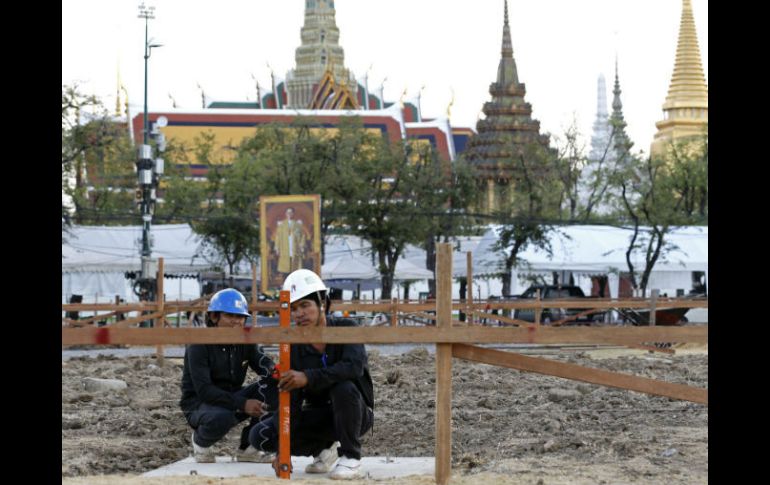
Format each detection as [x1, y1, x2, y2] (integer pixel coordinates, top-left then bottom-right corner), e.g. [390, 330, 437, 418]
[277, 290, 291, 479]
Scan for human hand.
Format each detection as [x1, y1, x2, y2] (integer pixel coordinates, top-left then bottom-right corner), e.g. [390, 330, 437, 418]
[278, 370, 308, 391]
[244, 399, 266, 417]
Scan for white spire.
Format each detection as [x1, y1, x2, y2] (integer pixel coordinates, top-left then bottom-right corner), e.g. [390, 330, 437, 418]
[588, 74, 611, 162]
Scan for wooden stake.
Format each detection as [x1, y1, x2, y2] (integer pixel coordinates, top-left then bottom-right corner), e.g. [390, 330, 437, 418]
[155, 258, 165, 367]
[435, 243, 452, 485]
[650, 289, 658, 326]
[466, 252, 473, 325]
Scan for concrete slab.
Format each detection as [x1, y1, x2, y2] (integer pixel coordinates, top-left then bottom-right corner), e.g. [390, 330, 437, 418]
[143, 456, 434, 480]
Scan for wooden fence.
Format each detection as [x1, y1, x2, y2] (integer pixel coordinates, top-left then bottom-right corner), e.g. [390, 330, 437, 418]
[62, 250, 708, 485]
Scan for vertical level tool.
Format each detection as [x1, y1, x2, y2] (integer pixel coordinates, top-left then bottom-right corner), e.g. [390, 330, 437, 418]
[277, 290, 291, 479]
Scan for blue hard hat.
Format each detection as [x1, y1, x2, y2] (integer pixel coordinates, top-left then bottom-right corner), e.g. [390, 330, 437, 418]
[207, 288, 251, 317]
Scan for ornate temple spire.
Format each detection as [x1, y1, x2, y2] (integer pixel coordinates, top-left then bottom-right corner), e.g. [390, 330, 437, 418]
[588, 74, 611, 162]
[462, 0, 553, 213]
[651, 0, 708, 156]
[596, 73, 608, 118]
[497, 0, 519, 86]
[501, 0, 512, 58]
[286, 0, 357, 109]
[609, 57, 631, 156]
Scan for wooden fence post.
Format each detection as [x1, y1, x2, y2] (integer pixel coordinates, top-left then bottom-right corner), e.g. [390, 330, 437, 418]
[391, 297, 398, 327]
[650, 289, 658, 326]
[435, 243, 453, 485]
[252, 262, 258, 326]
[155, 258, 165, 367]
[534, 289, 541, 326]
[467, 252, 473, 326]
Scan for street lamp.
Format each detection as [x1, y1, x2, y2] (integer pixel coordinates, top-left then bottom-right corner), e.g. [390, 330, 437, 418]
[135, 2, 163, 306]
[137, 3, 162, 259]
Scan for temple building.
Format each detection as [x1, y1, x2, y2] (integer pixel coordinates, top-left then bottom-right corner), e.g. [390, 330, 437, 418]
[286, 0, 358, 109]
[581, 62, 633, 215]
[650, 0, 708, 157]
[461, 0, 554, 213]
[133, 0, 472, 175]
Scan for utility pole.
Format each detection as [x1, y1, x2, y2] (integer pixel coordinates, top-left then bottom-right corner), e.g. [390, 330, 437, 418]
[134, 2, 164, 312]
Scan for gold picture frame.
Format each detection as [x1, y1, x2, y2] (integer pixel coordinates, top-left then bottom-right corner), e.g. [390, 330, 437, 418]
[260, 194, 321, 294]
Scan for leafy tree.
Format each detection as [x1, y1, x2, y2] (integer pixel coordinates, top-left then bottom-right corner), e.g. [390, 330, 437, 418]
[666, 133, 708, 223]
[616, 133, 707, 295]
[422, 155, 480, 297]
[552, 119, 635, 223]
[175, 131, 261, 275]
[154, 137, 208, 224]
[342, 137, 456, 299]
[194, 213, 261, 276]
[62, 85, 137, 226]
[483, 143, 563, 299]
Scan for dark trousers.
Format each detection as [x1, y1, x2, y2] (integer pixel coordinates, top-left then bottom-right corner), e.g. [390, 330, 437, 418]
[250, 380, 373, 460]
[186, 381, 271, 448]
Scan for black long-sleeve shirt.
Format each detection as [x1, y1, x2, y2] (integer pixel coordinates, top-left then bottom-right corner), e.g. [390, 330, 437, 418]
[180, 343, 275, 414]
[292, 318, 374, 410]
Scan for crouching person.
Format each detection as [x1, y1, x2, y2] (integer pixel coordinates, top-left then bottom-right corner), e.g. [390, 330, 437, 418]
[180, 288, 278, 463]
[250, 269, 374, 480]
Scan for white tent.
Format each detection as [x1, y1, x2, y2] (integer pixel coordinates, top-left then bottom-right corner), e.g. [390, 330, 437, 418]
[322, 254, 379, 280]
[321, 236, 380, 291]
[394, 258, 434, 280]
[472, 225, 708, 297]
[62, 224, 217, 303]
[402, 236, 482, 278]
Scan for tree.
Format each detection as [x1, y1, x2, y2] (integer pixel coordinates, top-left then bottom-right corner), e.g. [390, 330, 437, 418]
[342, 137, 456, 299]
[616, 133, 707, 296]
[552, 119, 635, 223]
[153, 137, 209, 224]
[422, 155, 480, 297]
[666, 133, 708, 223]
[233, 118, 364, 263]
[182, 131, 261, 275]
[194, 213, 261, 276]
[486, 143, 563, 299]
[620, 157, 684, 295]
[62, 85, 137, 226]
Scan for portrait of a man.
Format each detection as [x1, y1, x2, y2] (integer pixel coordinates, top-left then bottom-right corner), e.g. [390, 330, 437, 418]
[260, 195, 321, 293]
[273, 207, 308, 274]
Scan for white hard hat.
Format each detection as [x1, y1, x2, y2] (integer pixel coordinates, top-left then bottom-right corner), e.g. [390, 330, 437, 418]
[283, 269, 328, 303]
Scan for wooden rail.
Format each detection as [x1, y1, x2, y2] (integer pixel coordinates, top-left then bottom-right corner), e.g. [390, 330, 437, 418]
[452, 344, 707, 404]
[62, 298, 709, 314]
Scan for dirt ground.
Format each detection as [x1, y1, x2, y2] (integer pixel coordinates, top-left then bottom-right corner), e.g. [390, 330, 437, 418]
[62, 345, 707, 484]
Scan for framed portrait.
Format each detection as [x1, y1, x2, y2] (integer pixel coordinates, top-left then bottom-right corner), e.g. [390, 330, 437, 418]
[260, 194, 321, 294]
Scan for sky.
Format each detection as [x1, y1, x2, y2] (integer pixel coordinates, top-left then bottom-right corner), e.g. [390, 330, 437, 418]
[62, 0, 707, 158]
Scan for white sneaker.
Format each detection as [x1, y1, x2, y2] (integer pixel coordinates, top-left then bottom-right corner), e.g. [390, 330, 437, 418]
[234, 445, 275, 463]
[329, 457, 362, 480]
[305, 441, 340, 473]
[191, 432, 216, 463]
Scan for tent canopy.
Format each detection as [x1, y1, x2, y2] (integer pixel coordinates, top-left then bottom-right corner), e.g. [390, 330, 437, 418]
[322, 254, 379, 280]
[473, 225, 708, 277]
[62, 224, 217, 274]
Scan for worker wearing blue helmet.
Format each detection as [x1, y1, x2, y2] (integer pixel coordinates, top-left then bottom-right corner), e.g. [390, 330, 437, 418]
[180, 288, 278, 463]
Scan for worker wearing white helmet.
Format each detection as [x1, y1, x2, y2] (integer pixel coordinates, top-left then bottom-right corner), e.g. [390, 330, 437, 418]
[249, 269, 374, 480]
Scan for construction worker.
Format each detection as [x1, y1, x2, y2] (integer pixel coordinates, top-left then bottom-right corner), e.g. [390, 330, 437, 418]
[180, 288, 277, 463]
[249, 269, 374, 480]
